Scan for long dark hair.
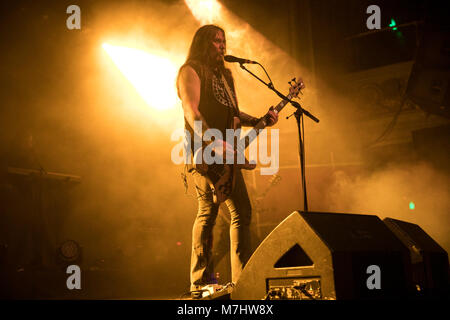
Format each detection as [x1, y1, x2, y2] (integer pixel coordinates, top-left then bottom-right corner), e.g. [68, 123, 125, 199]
[177, 25, 232, 99]
[185, 24, 225, 69]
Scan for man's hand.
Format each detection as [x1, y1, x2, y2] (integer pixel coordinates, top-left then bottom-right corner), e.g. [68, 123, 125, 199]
[213, 139, 255, 169]
[217, 139, 235, 155]
[211, 139, 235, 160]
[265, 106, 278, 127]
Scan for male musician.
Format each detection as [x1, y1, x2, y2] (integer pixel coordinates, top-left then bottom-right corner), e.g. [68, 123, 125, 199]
[176, 24, 278, 298]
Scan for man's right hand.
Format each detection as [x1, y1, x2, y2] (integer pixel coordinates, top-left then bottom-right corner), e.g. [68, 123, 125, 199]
[213, 139, 235, 158]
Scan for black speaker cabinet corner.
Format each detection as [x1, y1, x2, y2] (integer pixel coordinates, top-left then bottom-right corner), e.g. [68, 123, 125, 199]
[383, 217, 449, 297]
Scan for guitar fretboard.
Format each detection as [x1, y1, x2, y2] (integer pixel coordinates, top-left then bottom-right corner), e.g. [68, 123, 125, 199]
[240, 92, 293, 149]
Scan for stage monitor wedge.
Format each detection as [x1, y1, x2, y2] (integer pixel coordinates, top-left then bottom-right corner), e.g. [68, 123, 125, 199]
[232, 211, 411, 300]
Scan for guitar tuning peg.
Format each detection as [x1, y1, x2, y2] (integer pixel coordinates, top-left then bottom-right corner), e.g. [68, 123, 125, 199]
[291, 77, 296, 83]
[288, 81, 292, 86]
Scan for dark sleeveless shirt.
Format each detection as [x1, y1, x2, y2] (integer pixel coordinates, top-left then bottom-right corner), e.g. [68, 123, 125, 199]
[177, 60, 240, 154]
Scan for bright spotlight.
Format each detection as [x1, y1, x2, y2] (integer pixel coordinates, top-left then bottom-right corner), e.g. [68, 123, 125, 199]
[185, 0, 222, 24]
[102, 43, 178, 110]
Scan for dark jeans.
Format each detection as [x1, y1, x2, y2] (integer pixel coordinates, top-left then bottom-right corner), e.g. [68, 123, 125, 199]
[190, 168, 252, 290]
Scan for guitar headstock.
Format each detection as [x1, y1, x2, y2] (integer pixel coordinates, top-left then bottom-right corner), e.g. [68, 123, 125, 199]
[288, 77, 305, 99]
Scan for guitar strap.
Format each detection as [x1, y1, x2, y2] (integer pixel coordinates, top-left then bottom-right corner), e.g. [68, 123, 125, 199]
[221, 73, 240, 116]
[221, 73, 241, 195]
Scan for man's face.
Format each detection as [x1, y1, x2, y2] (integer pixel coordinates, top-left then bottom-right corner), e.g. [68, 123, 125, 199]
[211, 30, 226, 62]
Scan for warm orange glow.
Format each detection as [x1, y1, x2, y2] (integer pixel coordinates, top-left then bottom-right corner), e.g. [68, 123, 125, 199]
[184, 0, 222, 25]
[102, 43, 178, 111]
[183, 0, 311, 119]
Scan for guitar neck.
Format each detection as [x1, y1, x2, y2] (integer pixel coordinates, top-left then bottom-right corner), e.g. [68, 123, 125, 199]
[241, 93, 293, 148]
[254, 94, 292, 131]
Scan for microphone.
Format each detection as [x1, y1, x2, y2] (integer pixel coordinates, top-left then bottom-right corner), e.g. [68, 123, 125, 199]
[224, 55, 257, 64]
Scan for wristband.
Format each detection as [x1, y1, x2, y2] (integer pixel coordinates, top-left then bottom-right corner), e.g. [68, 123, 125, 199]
[251, 117, 262, 127]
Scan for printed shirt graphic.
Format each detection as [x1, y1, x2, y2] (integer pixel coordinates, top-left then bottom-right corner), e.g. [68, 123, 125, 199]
[212, 73, 237, 110]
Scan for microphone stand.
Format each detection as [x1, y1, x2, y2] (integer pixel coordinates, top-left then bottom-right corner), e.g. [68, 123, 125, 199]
[238, 63, 319, 212]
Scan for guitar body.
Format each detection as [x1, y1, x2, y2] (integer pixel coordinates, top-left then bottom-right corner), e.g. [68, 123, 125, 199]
[199, 160, 236, 204]
[193, 116, 242, 203]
